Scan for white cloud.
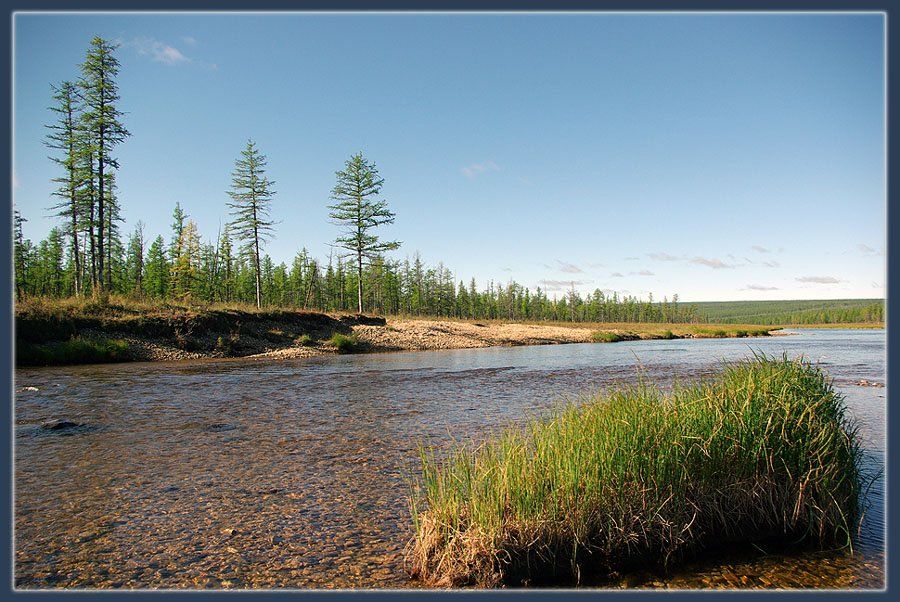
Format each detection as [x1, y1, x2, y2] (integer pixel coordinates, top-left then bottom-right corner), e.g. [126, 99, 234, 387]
[690, 257, 734, 269]
[856, 243, 884, 257]
[181, 36, 198, 45]
[461, 160, 500, 179]
[745, 284, 779, 291]
[762, 260, 780, 268]
[130, 37, 190, 65]
[555, 260, 583, 274]
[629, 270, 655, 276]
[610, 272, 624, 278]
[537, 279, 590, 291]
[751, 245, 770, 253]
[649, 252, 680, 261]
[796, 276, 842, 284]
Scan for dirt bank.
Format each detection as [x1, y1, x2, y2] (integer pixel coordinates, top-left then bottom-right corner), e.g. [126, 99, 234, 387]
[14, 304, 778, 366]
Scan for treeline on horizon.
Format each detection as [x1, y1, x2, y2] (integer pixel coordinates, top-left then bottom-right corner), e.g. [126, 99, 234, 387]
[12, 37, 882, 327]
[692, 299, 884, 325]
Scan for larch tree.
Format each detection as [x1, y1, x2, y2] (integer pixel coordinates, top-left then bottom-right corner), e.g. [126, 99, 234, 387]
[328, 152, 400, 314]
[45, 81, 84, 296]
[125, 221, 146, 296]
[144, 235, 169, 299]
[13, 208, 29, 300]
[79, 36, 129, 294]
[226, 139, 275, 309]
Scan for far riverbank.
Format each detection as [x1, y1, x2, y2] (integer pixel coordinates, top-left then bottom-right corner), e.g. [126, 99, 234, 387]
[14, 299, 787, 366]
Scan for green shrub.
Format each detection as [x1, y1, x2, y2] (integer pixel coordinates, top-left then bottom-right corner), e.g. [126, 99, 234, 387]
[330, 332, 359, 353]
[592, 331, 623, 343]
[16, 337, 130, 367]
[295, 333, 314, 347]
[408, 354, 862, 587]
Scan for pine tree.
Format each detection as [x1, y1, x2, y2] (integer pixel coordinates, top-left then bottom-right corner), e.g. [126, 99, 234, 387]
[171, 219, 201, 301]
[79, 36, 129, 294]
[46, 80, 85, 296]
[125, 221, 146, 296]
[144, 235, 169, 299]
[169, 202, 188, 263]
[328, 152, 401, 314]
[227, 139, 276, 308]
[13, 208, 30, 299]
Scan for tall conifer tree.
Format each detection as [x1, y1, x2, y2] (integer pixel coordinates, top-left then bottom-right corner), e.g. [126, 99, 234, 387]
[226, 139, 275, 308]
[328, 152, 400, 314]
[79, 36, 129, 294]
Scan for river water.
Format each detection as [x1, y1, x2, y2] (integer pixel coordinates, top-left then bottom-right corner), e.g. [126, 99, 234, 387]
[14, 329, 885, 589]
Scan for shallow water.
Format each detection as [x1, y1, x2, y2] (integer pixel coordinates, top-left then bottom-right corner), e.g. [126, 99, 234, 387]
[14, 328, 885, 589]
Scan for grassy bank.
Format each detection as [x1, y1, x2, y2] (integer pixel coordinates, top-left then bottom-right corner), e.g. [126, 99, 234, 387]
[16, 336, 130, 367]
[407, 354, 861, 587]
[14, 296, 781, 366]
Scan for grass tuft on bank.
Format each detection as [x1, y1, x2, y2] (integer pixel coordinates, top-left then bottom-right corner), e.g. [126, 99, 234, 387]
[331, 332, 360, 353]
[17, 336, 130, 367]
[407, 353, 861, 587]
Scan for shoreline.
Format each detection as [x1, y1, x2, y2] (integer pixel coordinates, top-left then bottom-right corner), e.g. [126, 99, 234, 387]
[15, 306, 787, 367]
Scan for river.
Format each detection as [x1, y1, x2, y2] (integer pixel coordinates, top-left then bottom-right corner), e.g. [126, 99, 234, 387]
[14, 328, 885, 589]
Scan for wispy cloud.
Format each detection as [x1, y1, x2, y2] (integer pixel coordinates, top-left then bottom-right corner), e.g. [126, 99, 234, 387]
[762, 260, 780, 268]
[610, 272, 624, 278]
[461, 160, 500, 179]
[649, 252, 681, 262]
[500, 267, 513, 272]
[796, 276, 842, 284]
[856, 243, 884, 257]
[555, 260, 583, 274]
[624, 256, 640, 261]
[130, 37, 190, 65]
[630, 270, 655, 276]
[751, 245, 770, 253]
[181, 36, 198, 45]
[690, 256, 734, 269]
[588, 262, 605, 269]
[745, 284, 779, 291]
[538, 279, 590, 291]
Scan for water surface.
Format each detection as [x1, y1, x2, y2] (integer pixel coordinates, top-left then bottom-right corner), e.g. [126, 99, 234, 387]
[14, 328, 885, 589]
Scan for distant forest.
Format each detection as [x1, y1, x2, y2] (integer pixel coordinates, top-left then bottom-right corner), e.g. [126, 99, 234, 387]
[692, 299, 884, 325]
[12, 37, 884, 326]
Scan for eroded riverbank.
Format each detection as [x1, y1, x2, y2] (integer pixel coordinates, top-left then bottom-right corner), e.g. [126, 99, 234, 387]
[15, 301, 780, 365]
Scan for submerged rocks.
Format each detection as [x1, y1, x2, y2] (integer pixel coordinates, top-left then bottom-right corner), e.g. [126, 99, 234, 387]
[41, 419, 84, 431]
[206, 423, 237, 432]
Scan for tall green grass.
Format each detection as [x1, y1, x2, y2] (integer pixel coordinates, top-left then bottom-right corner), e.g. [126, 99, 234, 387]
[16, 337, 130, 367]
[407, 354, 861, 587]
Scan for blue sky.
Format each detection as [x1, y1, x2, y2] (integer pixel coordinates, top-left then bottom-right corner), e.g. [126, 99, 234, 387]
[12, 12, 885, 302]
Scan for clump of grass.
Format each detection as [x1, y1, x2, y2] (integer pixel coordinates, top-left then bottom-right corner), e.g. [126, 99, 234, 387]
[330, 332, 359, 353]
[659, 329, 677, 340]
[592, 331, 623, 343]
[16, 337, 130, 367]
[407, 353, 861, 587]
[295, 333, 314, 346]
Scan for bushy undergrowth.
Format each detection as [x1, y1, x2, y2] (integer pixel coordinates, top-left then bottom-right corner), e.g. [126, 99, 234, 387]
[407, 354, 861, 587]
[330, 332, 359, 353]
[17, 337, 130, 367]
[592, 331, 624, 343]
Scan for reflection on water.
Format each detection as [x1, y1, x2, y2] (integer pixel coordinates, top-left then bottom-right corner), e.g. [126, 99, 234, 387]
[14, 329, 885, 589]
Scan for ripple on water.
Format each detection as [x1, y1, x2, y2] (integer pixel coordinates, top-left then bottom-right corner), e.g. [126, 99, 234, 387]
[14, 329, 885, 589]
